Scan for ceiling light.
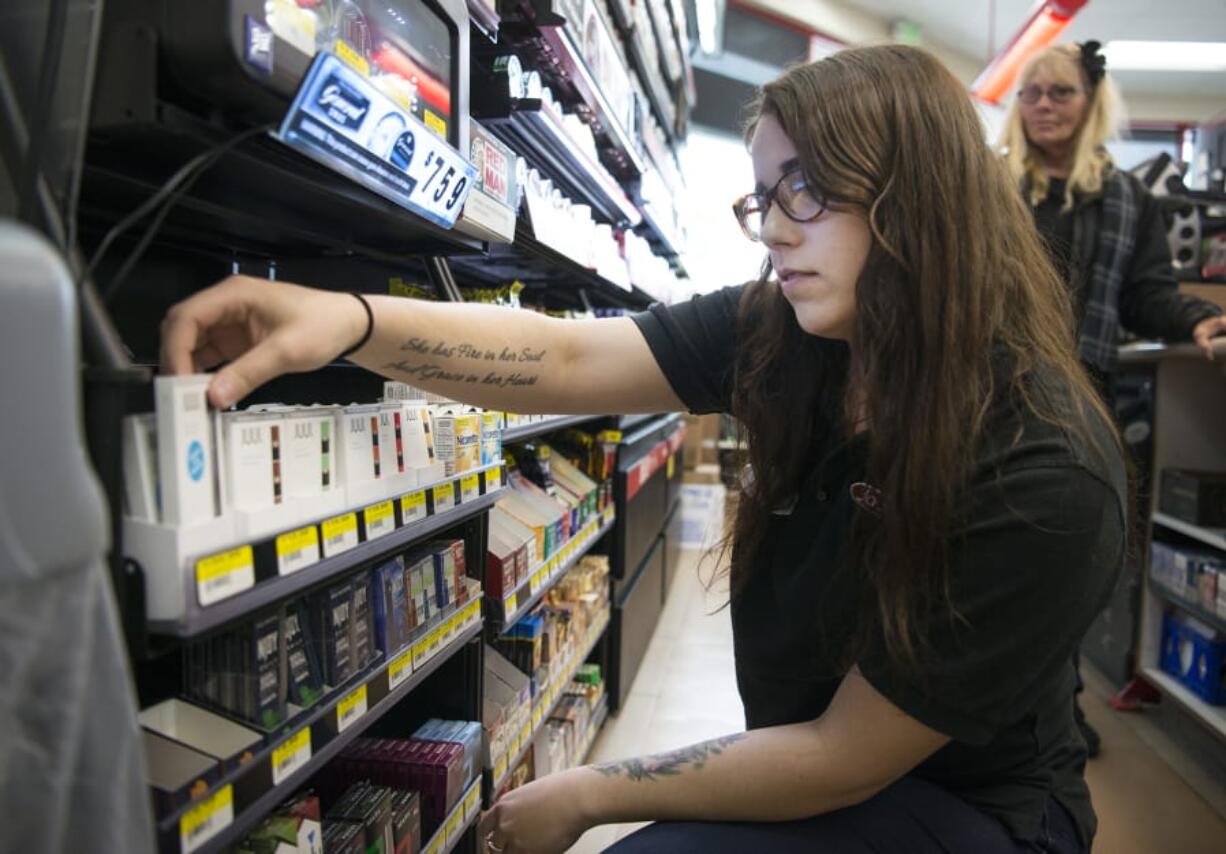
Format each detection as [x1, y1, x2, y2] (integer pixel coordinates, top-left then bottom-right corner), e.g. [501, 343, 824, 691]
[1102, 41, 1226, 72]
[971, 0, 1088, 104]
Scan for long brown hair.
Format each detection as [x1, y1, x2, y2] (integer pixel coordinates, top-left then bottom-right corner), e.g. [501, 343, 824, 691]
[731, 45, 1118, 671]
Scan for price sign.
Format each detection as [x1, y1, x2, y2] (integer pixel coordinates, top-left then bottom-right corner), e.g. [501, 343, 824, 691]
[275, 526, 321, 576]
[388, 648, 414, 691]
[276, 53, 476, 229]
[271, 727, 312, 786]
[180, 785, 233, 854]
[433, 481, 456, 510]
[444, 808, 464, 846]
[532, 705, 543, 730]
[364, 500, 395, 540]
[321, 512, 358, 557]
[463, 782, 481, 820]
[603, 505, 615, 524]
[493, 752, 508, 784]
[195, 546, 255, 607]
[667, 454, 675, 479]
[487, 467, 502, 490]
[422, 829, 445, 854]
[336, 684, 368, 733]
[401, 490, 427, 524]
[460, 473, 480, 503]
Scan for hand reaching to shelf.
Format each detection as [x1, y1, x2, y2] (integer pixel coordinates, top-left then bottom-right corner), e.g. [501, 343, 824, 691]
[161, 273, 684, 415]
[480, 770, 591, 854]
[160, 275, 367, 409]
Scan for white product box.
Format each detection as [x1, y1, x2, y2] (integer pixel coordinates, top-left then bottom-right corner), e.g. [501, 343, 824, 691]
[281, 406, 339, 500]
[396, 400, 435, 469]
[139, 698, 262, 763]
[122, 413, 159, 522]
[377, 403, 409, 476]
[432, 409, 459, 477]
[154, 375, 217, 526]
[338, 404, 382, 486]
[480, 411, 503, 468]
[220, 411, 283, 513]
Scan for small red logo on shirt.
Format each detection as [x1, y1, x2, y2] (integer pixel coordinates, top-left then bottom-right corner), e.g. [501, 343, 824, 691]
[850, 482, 883, 517]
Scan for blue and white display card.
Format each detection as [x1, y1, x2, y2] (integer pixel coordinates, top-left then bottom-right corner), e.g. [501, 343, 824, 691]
[276, 53, 476, 229]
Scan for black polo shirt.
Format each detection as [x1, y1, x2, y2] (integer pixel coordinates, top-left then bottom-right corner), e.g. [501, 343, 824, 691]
[631, 284, 1127, 847]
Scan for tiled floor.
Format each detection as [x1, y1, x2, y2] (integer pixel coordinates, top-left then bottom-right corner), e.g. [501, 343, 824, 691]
[568, 527, 1226, 852]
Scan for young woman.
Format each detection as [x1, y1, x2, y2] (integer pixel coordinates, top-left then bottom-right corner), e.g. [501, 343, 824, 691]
[162, 46, 1124, 854]
[999, 42, 1226, 756]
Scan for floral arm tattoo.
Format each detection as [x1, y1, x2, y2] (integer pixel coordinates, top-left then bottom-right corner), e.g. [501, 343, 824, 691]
[590, 733, 748, 781]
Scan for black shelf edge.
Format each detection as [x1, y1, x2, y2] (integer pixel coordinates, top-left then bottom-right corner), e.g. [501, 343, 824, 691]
[502, 414, 609, 443]
[1149, 578, 1226, 636]
[154, 468, 505, 638]
[487, 612, 612, 793]
[495, 510, 616, 630]
[621, 412, 681, 446]
[159, 612, 484, 853]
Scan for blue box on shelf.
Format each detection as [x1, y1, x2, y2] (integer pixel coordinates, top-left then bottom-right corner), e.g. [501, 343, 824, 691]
[1161, 611, 1226, 704]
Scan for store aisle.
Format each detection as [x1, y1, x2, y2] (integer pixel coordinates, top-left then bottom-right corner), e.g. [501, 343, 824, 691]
[568, 516, 1226, 853]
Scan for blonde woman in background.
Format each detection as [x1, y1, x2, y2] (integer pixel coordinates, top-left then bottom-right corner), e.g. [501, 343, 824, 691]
[999, 41, 1226, 757]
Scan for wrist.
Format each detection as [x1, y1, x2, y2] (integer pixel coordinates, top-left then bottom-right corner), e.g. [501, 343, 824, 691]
[569, 766, 609, 827]
[338, 292, 375, 360]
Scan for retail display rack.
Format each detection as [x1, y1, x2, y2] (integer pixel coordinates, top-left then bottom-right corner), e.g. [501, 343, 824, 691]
[4, 0, 698, 849]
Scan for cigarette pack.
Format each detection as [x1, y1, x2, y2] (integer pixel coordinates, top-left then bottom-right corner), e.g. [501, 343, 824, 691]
[371, 556, 409, 655]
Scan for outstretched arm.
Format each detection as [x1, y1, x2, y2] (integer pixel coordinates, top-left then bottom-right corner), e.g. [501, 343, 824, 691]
[160, 275, 683, 413]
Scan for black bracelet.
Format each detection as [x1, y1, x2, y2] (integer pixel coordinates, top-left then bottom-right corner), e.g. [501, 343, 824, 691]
[338, 292, 374, 360]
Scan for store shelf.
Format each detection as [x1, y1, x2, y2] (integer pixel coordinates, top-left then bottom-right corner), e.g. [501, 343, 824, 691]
[1140, 666, 1226, 742]
[488, 611, 612, 792]
[1152, 512, 1226, 553]
[616, 412, 665, 431]
[503, 414, 608, 443]
[486, 100, 641, 227]
[423, 776, 484, 854]
[149, 465, 506, 637]
[449, 220, 647, 310]
[577, 694, 610, 765]
[538, 26, 647, 177]
[494, 508, 616, 629]
[1148, 578, 1226, 635]
[157, 605, 483, 854]
[81, 124, 483, 267]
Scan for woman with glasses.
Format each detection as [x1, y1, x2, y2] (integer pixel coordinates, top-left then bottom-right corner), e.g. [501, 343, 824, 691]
[999, 42, 1225, 758]
[163, 45, 1117, 854]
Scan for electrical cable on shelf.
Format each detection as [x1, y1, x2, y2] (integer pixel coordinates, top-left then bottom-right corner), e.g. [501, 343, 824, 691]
[89, 123, 274, 301]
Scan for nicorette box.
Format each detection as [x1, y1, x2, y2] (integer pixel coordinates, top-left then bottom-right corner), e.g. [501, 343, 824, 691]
[154, 374, 217, 526]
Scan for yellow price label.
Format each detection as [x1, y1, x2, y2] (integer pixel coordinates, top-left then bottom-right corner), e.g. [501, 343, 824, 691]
[520, 722, 531, 748]
[336, 684, 368, 733]
[401, 490, 427, 523]
[433, 481, 455, 509]
[493, 753, 508, 783]
[271, 727, 312, 786]
[334, 39, 370, 75]
[463, 782, 480, 819]
[445, 808, 464, 845]
[424, 109, 447, 138]
[388, 648, 414, 691]
[532, 706, 542, 729]
[460, 473, 480, 502]
[275, 525, 320, 576]
[195, 546, 254, 606]
[487, 467, 502, 490]
[180, 785, 233, 853]
[321, 512, 359, 557]
[667, 454, 675, 478]
[423, 829, 445, 854]
[364, 500, 395, 539]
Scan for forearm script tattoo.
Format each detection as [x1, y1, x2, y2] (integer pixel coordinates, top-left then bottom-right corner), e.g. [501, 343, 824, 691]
[590, 733, 747, 781]
[381, 337, 546, 388]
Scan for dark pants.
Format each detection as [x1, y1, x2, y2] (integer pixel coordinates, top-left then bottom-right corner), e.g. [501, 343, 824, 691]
[604, 777, 1085, 854]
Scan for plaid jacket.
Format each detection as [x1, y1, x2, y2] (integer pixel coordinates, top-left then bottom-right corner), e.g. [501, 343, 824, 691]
[1061, 169, 1220, 375]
